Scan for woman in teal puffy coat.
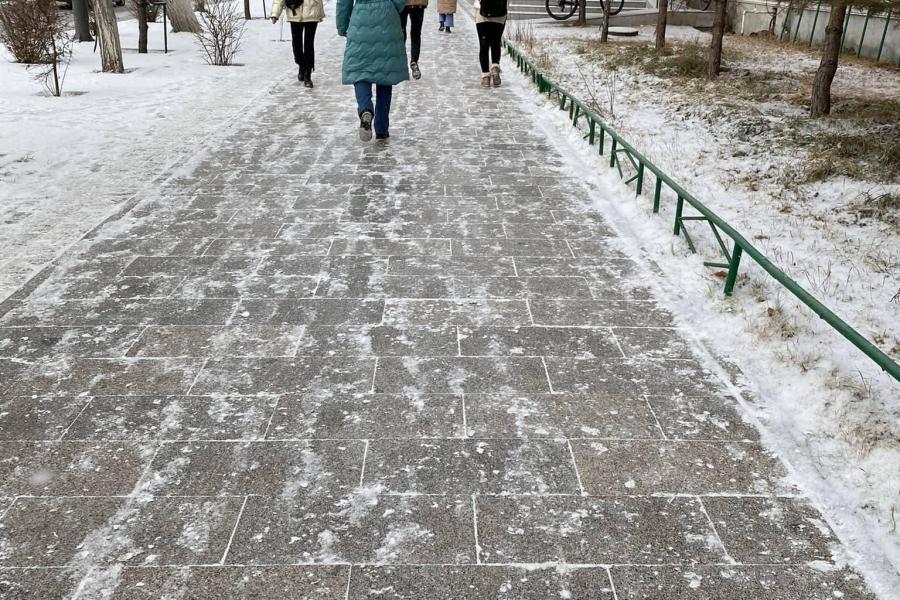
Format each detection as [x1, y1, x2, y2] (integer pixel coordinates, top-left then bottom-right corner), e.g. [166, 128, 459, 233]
[337, 0, 410, 141]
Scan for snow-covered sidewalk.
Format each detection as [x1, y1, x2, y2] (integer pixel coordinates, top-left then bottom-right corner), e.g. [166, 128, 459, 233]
[0, 5, 895, 598]
[0, 7, 306, 301]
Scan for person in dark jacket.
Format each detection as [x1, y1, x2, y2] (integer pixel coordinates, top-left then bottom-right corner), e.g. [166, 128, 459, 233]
[337, 0, 410, 141]
[401, 0, 428, 79]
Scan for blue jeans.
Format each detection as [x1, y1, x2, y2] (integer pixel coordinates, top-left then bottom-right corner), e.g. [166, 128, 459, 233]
[353, 81, 393, 136]
[439, 13, 454, 27]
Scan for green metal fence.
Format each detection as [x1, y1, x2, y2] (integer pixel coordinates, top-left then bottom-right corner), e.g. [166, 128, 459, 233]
[779, 2, 900, 66]
[503, 40, 900, 383]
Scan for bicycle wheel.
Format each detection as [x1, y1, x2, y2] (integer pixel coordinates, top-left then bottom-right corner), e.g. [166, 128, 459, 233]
[607, 0, 625, 15]
[698, 0, 712, 9]
[546, 0, 579, 20]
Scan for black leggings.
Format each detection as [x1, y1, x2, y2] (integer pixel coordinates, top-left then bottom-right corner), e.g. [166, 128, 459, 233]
[400, 6, 425, 64]
[476, 21, 504, 73]
[290, 21, 318, 72]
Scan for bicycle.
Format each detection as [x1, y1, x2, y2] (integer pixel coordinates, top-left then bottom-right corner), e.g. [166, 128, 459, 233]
[545, 0, 625, 20]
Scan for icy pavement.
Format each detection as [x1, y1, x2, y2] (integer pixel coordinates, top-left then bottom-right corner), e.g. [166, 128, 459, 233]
[0, 10, 882, 600]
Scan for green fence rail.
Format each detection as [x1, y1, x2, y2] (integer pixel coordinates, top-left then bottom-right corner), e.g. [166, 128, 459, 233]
[503, 40, 900, 383]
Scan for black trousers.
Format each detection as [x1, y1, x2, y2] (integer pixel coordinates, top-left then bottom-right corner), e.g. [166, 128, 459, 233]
[290, 21, 318, 72]
[476, 21, 504, 73]
[400, 6, 425, 64]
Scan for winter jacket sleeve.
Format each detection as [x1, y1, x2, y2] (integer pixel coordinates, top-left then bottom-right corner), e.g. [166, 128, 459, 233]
[392, 0, 405, 12]
[336, 0, 353, 34]
[271, 0, 284, 19]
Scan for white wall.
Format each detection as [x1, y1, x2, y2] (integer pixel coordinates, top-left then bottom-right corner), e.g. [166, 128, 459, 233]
[731, 0, 900, 64]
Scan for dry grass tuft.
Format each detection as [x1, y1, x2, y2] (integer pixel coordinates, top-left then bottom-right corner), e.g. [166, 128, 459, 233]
[802, 125, 900, 183]
[575, 39, 739, 79]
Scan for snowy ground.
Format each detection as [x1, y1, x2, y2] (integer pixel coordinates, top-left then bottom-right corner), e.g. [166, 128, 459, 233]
[0, 3, 898, 597]
[0, 3, 305, 300]
[501, 15, 900, 588]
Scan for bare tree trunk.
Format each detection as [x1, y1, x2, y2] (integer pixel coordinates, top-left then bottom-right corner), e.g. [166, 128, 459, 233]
[600, 0, 611, 41]
[138, 0, 148, 53]
[50, 36, 61, 96]
[810, 0, 847, 117]
[655, 0, 668, 49]
[577, 0, 587, 25]
[72, 0, 93, 42]
[244, 0, 251, 19]
[168, 0, 201, 33]
[94, 0, 125, 72]
[707, 0, 727, 78]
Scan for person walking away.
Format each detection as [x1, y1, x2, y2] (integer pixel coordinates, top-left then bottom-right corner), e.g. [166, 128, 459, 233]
[337, 0, 410, 141]
[437, 0, 456, 32]
[475, 0, 507, 87]
[271, 0, 326, 88]
[401, 0, 427, 79]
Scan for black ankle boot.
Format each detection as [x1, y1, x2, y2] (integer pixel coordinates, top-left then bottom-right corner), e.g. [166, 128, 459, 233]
[298, 66, 304, 81]
[304, 72, 314, 88]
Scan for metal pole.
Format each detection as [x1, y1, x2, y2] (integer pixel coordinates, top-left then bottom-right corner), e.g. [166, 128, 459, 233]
[163, 4, 168, 54]
[724, 246, 743, 295]
[839, 6, 852, 53]
[857, 8, 871, 57]
[808, 0, 821, 46]
[674, 196, 684, 235]
[280, 13, 284, 41]
[792, 3, 804, 42]
[653, 178, 662, 213]
[779, 2, 792, 41]
[876, 9, 892, 62]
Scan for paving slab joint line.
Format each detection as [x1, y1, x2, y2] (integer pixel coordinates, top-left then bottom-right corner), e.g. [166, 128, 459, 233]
[56, 397, 95, 441]
[472, 494, 483, 565]
[219, 495, 249, 565]
[641, 394, 669, 440]
[344, 564, 353, 600]
[566, 439, 587, 496]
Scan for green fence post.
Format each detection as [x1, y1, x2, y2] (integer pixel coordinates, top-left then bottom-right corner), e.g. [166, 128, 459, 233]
[839, 6, 852, 53]
[636, 162, 645, 196]
[653, 178, 662, 213]
[609, 139, 617, 168]
[588, 119, 596, 145]
[792, 4, 804, 42]
[877, 9, 892, 62]
[858, 8, 872, 57]
[674, 195, 684, 235]
[808, 1, 822, 45]
[599, 128, 605, 156]
[780, 2, 793, 41]
[724, 245, 743, 295]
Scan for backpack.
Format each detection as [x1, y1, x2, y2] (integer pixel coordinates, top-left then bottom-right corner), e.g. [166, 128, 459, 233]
[285, 0, 304, 14]
[479, 0, 507, 17]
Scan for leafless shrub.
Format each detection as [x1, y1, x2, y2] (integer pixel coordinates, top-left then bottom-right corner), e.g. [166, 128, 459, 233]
[0, 0, 72, 95]
[508, 19, 537, 49]
[28, 29, 73, 97]
[0, 0, 63, 64]
[195, 0, 245, 66]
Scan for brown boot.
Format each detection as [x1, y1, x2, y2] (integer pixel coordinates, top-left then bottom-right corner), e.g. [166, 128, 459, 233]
[490, 64, 502, 87]
[480, 74, 491, 88]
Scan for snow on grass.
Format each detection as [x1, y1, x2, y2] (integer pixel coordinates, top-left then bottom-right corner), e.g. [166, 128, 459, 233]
[501, 32, 900, 596]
